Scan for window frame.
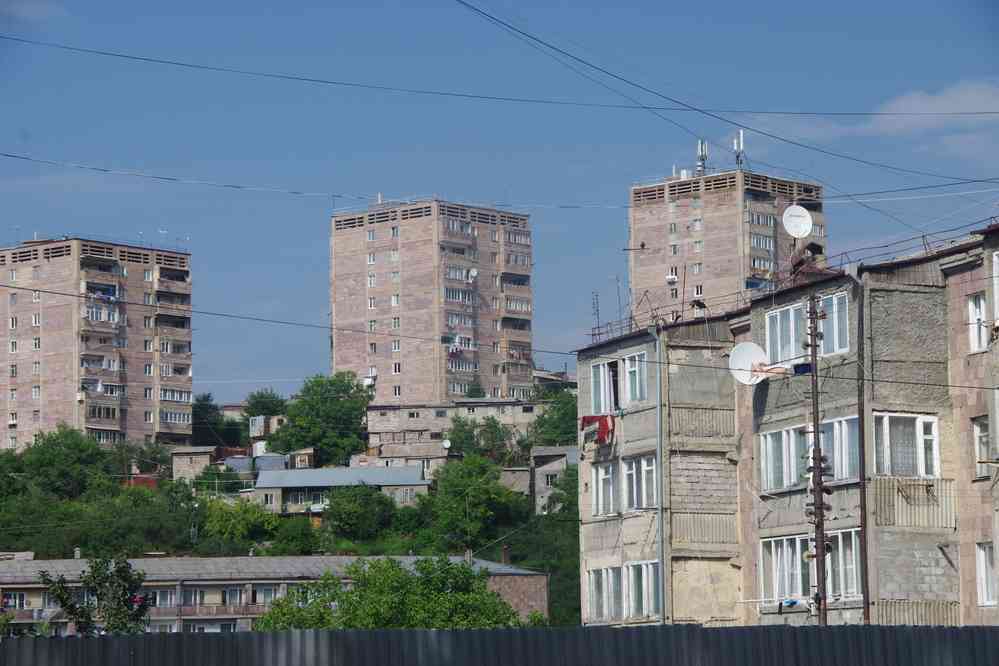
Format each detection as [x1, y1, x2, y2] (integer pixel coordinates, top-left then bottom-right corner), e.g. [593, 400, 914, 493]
[968, 292, 987, 353]
[974, 416, 993, 479]
[622, 454, 657, 511]
[587, 566, 623, 623]
[873, 412, 940, 478]
[765, 302, 806, 366]
[591, 462, 617, 516]
[623, 352, 647, 405]
[977, 542, 996, 607]
[818, 291, 850, 356]
[625, 560, 662, 619]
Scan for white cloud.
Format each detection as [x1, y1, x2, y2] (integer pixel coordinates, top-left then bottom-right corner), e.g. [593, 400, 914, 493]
[866, 80, 999, 135]
[0, 1, 69, 21]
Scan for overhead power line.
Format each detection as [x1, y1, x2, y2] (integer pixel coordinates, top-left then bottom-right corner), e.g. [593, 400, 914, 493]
[452, 0, 989, 184]
[2, 33, 998, 119]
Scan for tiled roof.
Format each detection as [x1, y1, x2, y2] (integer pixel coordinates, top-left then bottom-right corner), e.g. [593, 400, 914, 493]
[0, 556, 540, 585]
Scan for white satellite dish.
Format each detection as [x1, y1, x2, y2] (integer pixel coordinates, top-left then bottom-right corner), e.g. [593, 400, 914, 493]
[782, 205, 813, 239]
[468, 268, 478, 279]
[441, 439, 452, 450]
[728, 342, 770, 386]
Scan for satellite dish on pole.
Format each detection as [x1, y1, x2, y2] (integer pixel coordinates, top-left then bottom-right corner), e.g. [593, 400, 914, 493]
[441, 439, 452, 450]
[728, 342, 771, 386]
[782, 205, 813, 239]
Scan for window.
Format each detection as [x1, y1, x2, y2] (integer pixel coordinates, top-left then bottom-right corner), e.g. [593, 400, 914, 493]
[408, 411, 420, 418]
[30, 313, 40, 327]
[144, 364, 153, 376]
[390, 249, 399, 262]
[31, 361, 39, 375]
[690, 218, 703, 231]
[588, 567, 623, 622]
[221, 588, 243, 605]
[392, 317, 400, 329]
[752, 257, 774, 271]
[874, 413, 939, 477]
[761, 426, 810, 490]
[694, 285, 703, 297]
[263, 493, 274, 506]
[144, 269, 153, 281]
[760, 534, 811, 602]
[669, 222, 677, 233]
[32, 410, 39, 423]
[974, 416, 993, 478]
[391, 339, 400, 352]
[8, 388, 16, 401]
[819, 293, 849, 355]
[391, 293, 400, 307]
[391, 271, 400, 283]
[8, 412, 17, 425]
[368, 320, 376, 332]
[670, 288, 678, 298]
[143, 316, 153, 328]
[692, 262, 702, 275]
[369, 342, 377, 354]
[765, 302, 806, 365]
[544, 473, 558, 488]
[367, 229, 375, 241]
[817, 416, 860, 480]
[368, 273, 376, 288]
[32, 337, 40, 350]
[392, 385, 401, 397]
[368, 296, 376, 310]
[670, 244, 679, 256]
[590, 361, 620, 414]
[391, 226, 399, 238]
[624, 353, 647, 404]
[751, 233, 774, 250]
[32, 290, 40, 303]
[591, 462, 617, 515]
[367, 252, 375, 265]
[623, 455, 657, 510]
[8, 317, 16, 330]
[143, 292, 153, 305]
[6, 435, 14, 450]
[977, 542, 996, 606]
[144, 387, 153, 399]
[627, 561, 662, 619]
[8, 269, 14, 281]
[692, 240, 703, 253]
[144, 411, 153, 423]
[31, 386, 39, 400]
[669, 266, 678, 277]
[8, 293, 15, 305]
[969, 293, 987, 353]
[7, 364, 13, 378]
[143, 339, 153, 352]
[392, 362, 401, 375]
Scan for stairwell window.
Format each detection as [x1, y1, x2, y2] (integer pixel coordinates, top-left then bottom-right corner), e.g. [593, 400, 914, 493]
[32, 337, 40, 351]
[368, 320, 376, 332]
[874, 413, 939, 478]
[391, 294, 400, 307]
[368, 273, 376, 288]
[590, 361, 620, 414]
[670, 244, 679, 256]
[692, 240, 703, 253]
[591, 462, 617, 516]
[818, 416, 860, 480]
[760, 426, 810, 490]
[367, 252, 375, 265]
[587, 567, 623, 622]
[977, 542, 996, 606]
[392, 340, 400, 352]
[969, 292, 987, 352]
[974, 416, 993, 478]
[368, 297, 376, 310]
[624, 353, 647, 404]
[692, 262, 702, 275]
[765, 302, 806, 365]
[367, 229, 375, 241]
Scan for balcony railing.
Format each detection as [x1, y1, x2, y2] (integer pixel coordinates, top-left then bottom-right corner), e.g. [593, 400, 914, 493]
[872, 477, 956, 529]
[147, 604, 268, 618]
[155, 277, 192, 295]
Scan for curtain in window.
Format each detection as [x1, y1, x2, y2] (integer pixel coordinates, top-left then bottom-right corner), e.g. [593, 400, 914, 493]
[767, 433, 784, 489]
[889, 416, 917, 476]
[794, 429, 809, 484]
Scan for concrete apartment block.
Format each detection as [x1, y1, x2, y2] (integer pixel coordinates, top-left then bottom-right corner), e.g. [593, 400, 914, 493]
[0, 238, 192, 451]
[578, 224, 999, 627]
[331, 200, 533, 405]
[628, 170, 826, 325]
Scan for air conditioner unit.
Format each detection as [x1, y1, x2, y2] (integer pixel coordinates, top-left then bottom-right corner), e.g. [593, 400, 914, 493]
[665, 275, 679, 284]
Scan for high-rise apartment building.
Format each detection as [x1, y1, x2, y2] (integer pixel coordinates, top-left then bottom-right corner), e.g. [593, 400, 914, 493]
[331, 200, 533, 404]
[0, 238, 192, 451]
[628, 169, 826, 323]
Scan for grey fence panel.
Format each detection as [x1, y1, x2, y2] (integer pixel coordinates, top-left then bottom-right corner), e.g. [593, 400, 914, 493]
[4, 625, 999, 666]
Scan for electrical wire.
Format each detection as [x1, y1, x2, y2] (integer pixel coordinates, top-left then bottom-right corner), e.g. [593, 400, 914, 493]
[452, 0, 991, 184]
[3, 33, 997, 119]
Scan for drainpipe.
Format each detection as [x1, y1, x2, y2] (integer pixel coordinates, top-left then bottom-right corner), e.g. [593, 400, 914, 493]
[856, 281, 872, 623]
[651, 326, 667, 625]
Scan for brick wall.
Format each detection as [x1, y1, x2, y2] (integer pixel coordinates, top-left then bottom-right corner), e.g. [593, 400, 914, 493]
[670, 452, 736, 512]
[487, 573, 548, 619]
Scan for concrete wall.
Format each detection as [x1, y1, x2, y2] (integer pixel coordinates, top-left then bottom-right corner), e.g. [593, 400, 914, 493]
[486, 574, 549, 619]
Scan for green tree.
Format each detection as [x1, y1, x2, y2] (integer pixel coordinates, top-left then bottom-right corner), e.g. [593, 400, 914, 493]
[203, 499, 279, 546]
[527, 388, 578, 449]
[39, 557, 150, 636]
[322, 486, 395, 541]
[419, 455, 529, 552]
[255, 572, 341, 631]
[466, 377, 486, 398]
[445, 416, 520, 465]
[266, 517, 318, 556]
[192, 465, 244, 496]
[268, 373, 371, 466]
[244, 388, 287, 418]
[192, 393, 244, 446]
[21, 426, 110, 500]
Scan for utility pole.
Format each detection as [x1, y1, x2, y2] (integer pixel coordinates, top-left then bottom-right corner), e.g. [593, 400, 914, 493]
[806, 292, 830, 626]
[856, 286, 871, 623]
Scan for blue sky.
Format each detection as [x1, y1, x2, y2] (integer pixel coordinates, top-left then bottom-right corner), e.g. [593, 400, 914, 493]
[1, 0, 997, 401]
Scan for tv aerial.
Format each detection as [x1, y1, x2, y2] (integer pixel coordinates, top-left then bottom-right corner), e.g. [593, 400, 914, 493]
[782, 205, 814, 239]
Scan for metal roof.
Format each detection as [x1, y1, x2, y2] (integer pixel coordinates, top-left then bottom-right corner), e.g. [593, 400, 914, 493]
[256, 466, 430, 489]
[532, 446, 579, 465]
[170, 447, 217, 455]
[0, 556, 541, 585]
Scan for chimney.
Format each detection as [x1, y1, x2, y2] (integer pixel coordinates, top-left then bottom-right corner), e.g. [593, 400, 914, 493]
[73, 547, 81, 560]
[501, 544, 511, 565]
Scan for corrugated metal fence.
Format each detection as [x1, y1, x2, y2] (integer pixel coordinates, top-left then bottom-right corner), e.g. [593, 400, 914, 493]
[2, 624, 998, 666]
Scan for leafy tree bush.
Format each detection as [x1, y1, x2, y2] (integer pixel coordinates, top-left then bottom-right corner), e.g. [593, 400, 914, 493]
[527, 388, 577, 448]
[39, 557, 150, 635]
[244, 388, 287, 418]
[322, 486, 395, 541]
[265, 517, 318, 556]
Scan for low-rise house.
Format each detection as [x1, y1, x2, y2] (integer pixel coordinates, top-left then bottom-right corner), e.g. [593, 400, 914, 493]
[0, 556, 548, 635]
[253, 467, 431, 514]
[171, 447, 219, 482]
[532, 446, 579, 513]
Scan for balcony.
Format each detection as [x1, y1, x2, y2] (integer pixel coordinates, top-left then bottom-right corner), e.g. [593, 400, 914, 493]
[10, 608, 60, 622]
[500, 282, 531, 297]
[872, 477, 956, 529]
[147, 604, 268, 619]
[157, 420, 191, 435]
[156, 294, 192, 315]
[80, 314, 124, 334]
[80, 364, 124, 381]
[155, 271, 192, 296]
[501, 303, 532, 320]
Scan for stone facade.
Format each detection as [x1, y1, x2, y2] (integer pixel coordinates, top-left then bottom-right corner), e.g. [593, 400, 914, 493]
[331, 200, 533, 405]
[0, 238, 192, 451]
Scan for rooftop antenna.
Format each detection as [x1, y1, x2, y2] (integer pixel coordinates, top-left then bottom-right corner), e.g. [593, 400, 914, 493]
[376, 192, 383, 205]
[695, 139, 708, 176]
[613, 275, 624, 323]
[672, 164, 677, 178]
[734, 130, 745, 169]
[592, 291, 601, 332]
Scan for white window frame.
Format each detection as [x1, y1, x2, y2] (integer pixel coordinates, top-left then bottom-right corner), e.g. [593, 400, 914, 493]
[974, 416, 993, 478]
[818, 416, 860, 481]
[692, 240, 703, 253]
[625, 561, 662, 619]
[624, 352, 647, 405]
[623, 454, 657, 510]
[587, 566, 623, 623]
[367, 252, 375, 265]
[391, 340, 400, 353]
[367, 273, 376, 288]
[367, 296, 376, 310]
[760, 425, 810, 491]
[977, 542, 996, 607]
[759, 533, 811, 603]
[765, 302, 806, 365]
[818, 292, 850, 356]
[873, 413, 940, 478]
[969, 292, 987, 353]
[591, 462, 617, 516]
